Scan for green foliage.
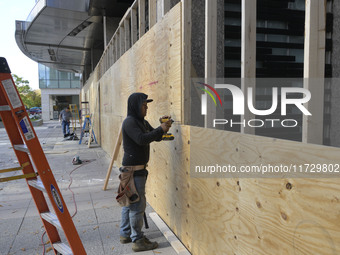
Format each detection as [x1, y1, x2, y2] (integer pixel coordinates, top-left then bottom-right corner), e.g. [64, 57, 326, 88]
[12, 74, 41, 108]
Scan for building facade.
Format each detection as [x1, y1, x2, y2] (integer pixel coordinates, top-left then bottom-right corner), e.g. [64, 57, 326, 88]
[39, 63, 80, 120]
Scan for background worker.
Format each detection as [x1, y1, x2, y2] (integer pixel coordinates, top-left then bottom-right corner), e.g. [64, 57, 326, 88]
[59, 107, 72, 138]
[119, 92, 171, 252]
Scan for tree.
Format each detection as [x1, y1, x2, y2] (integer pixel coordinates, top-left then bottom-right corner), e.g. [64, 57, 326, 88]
[12, 74, 41, 108]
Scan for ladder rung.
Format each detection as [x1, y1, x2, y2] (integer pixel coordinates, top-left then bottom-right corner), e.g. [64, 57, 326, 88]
[0, 162, 30, 174]
[0, 166, 22, 173]
[53, 242, 73, 255]
[41, 212, 62, 229]
[0, 105, 11, 111]
[13, 144, 29, 153]
[0, 172, 37, 183]
[28, 179, 45, 192]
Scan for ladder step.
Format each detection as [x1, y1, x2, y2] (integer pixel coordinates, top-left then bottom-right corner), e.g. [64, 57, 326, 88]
[13, 144, 29, 153]
[0, 172, 37, 183]
[28, 179, 45, 192]
[0, 105, 11, 111]
[41, 212, 62, 229]
[53, 242, 73, 255]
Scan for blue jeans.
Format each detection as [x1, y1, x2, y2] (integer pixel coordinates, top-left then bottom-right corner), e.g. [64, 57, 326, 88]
[62, 120, 70, 135]
[120, 175, 147, 242]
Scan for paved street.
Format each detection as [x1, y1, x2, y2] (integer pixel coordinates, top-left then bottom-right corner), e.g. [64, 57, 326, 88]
[0, 120, 177, 255]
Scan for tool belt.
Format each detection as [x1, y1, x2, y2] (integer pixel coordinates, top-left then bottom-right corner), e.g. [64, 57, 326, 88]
[122, 165, 145, 171]
[115, 165, 145, 207]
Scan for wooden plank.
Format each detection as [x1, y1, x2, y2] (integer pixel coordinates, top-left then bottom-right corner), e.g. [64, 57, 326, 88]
[84, 4, 340, 255]
[189, 126, 340, 254]
[181, 0, 191, 125]
[139, 0, 146, 38]
[157, 0, 163, 21]
[116, 32, 120, 59]
[241, 0, 256, 134]
[124, 18, 131, 52]
[119, 8, 132, 26]
[162, 0, 171, 17]
[149, 0, 157, 28]
[303, 0, 326, 144]
[114, 36, 117, 62]
[103, 125, 122, 190]
[132, 0, 138, 9]
[147, 125, 191, 249]
[131, 8, 138, 45]
[119, 26, 125, 56]
[97, 3, 182, 163]
[103, 16, 107, 48]
[149, 212, 191, 255]
[204, 0, 217, 128]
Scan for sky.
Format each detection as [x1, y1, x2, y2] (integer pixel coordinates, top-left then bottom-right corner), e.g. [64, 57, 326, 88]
[0, 0, 39, 90]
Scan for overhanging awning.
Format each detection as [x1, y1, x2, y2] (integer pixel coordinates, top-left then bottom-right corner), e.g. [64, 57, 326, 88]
[15, 0, 103, 73]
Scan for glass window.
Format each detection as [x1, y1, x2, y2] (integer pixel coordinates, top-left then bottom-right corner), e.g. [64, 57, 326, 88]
[46, 66, 58, 80]
[38, 64, 46, 79]
[38, 64, 80, 89]
[39, 79, 47, 89]
[46, 80, 58, 88]
[58, 70, 70, 80]
[59, 80, 71, 88]
[71, 80, 81, 88]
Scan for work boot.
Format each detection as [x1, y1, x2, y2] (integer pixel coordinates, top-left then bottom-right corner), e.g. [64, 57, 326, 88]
[132, 237, 158, 252]
[120, 236, 132, 244]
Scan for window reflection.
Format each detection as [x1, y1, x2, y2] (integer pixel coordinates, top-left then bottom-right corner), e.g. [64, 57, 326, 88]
[38, 64, 81, 89]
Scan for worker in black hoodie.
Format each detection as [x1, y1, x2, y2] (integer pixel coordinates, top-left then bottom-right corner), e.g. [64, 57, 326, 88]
[119, 92, 171, 252]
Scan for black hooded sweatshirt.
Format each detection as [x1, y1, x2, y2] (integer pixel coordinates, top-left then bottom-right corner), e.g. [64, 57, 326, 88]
[122, 93, 164, 168]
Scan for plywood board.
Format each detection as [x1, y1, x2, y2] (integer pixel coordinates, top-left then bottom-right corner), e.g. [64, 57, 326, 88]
[189, 126, 340, 255]
[82, 2, 340, 255]
[93, 3, 182, 169]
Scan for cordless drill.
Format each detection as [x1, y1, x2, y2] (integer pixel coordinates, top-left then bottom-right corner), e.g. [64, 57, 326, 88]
[160, 118, 175, 140]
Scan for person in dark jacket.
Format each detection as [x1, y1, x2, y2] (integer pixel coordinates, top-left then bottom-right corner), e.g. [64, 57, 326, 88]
[59, 107, 72, 138]
[119, 92, 171, 252]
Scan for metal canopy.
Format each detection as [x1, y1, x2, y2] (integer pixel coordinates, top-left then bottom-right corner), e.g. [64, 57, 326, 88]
[15, 0, 129, 74]
[88, 0, 134, 17]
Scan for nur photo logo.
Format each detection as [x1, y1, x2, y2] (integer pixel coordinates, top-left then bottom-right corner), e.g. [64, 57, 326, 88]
[198, 82, 312, 128]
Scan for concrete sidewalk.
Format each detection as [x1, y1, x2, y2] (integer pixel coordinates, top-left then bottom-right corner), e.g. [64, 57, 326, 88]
[0, 120, 177, 255]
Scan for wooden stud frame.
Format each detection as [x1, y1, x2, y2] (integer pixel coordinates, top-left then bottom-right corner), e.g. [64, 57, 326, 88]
[149, 0, 157, 28]
[241, 0, 256, 134]
[124, 19, 131, 52]
[131, 7, 138, 44]
[204, 0, 217, 128]
[303, 0, 326, 144]
[139, 0, 146, 38]
[181, 0, 192, 125]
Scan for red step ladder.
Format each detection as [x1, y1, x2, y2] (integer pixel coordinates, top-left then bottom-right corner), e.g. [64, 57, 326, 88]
[0, 57, 86, 255]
